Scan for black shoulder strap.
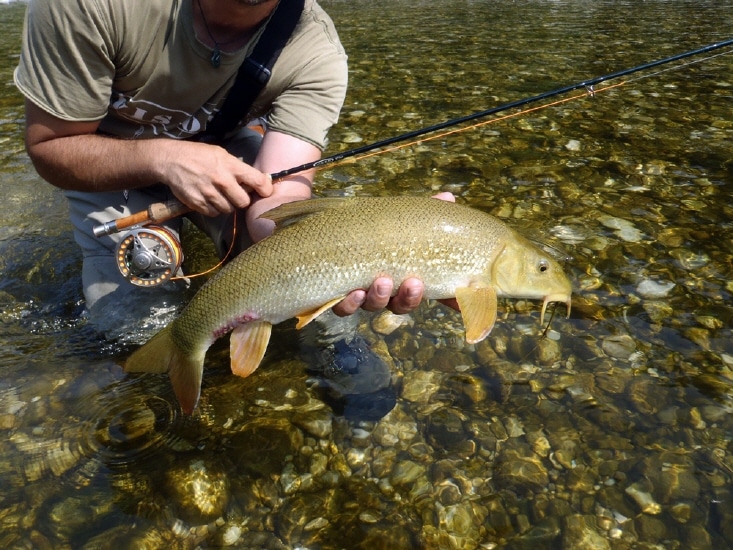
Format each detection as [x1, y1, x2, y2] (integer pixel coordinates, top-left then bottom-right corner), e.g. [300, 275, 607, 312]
[203, 0, 305, 139]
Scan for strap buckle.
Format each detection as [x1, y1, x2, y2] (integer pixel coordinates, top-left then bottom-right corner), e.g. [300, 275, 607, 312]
[243, 58, 272, 85]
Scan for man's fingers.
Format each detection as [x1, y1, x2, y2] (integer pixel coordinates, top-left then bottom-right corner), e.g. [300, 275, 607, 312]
[389, 278, 424, 314]
[237, 164, 274, 198]
[333, 278, 398, 316]
[362, 278, 394, 311]
[171, 187, 229, 217]
[332, 289, 366, 317]
[333, 277, 427, 317]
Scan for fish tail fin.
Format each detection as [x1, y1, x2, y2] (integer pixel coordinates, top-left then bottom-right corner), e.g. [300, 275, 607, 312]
[125, 326, 205, 414]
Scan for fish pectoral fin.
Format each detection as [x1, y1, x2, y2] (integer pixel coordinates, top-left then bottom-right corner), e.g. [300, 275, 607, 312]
[295, 296, 346, 329]
[455, 285, 498, 344]
[230, 321, 272, 378]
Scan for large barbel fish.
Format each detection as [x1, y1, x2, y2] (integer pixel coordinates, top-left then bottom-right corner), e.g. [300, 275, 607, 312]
[126, 196, 572, 413]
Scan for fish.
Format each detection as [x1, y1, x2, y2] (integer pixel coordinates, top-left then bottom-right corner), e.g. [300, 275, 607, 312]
[125, 196, 572, 413]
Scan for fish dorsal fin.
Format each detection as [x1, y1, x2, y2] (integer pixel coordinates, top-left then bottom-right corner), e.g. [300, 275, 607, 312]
[455, 284, 498, 344]
[230, 321, 273, 378]
[295, 296, 346, 329]
[259, 197, 351, 229]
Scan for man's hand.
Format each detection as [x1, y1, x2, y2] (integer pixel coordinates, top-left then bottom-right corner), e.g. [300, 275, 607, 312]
[332, 276, 425, 317]
[158, 140, 274, 217]
[332, 192, 458, 317]
[23, 100, 274, 214]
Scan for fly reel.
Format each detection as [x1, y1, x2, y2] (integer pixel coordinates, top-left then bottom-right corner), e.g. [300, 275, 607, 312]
[116, 226, 183, 287]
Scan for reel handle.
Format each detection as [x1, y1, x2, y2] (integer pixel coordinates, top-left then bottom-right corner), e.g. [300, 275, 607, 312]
[93, 200, 191, 237]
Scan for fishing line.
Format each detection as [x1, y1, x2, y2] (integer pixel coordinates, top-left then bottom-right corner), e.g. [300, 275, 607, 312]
[515, 301, 558, 364]
[170, 210, 239, 281]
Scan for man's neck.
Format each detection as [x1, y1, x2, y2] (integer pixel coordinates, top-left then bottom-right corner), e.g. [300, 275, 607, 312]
[193, 0, 279, 50]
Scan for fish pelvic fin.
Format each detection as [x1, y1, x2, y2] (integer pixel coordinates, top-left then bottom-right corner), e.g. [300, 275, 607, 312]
[295, 296, 346, 329]
[125, 326, 205, 415]
[455, 285, 498, 344]
[230, 321, 272, 378]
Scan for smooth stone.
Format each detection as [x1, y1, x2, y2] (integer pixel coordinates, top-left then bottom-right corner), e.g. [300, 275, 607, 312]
[601, 334, 636, 360]
[636, 279, 675, 299]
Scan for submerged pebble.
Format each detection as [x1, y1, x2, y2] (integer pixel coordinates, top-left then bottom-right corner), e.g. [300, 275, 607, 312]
[636, 279, 675, 299]
[597, 215, 644, 242]
[601, 334, 636, 360]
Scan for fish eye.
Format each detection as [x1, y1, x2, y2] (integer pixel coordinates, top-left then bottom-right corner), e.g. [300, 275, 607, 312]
[538, 260, 549, 273]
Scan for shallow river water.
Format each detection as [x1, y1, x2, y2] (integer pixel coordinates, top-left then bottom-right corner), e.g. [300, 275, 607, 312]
[1, 1, 733, 548]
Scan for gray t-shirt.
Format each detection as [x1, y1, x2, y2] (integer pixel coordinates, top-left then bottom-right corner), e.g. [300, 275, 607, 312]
[14, 0, 348, 150]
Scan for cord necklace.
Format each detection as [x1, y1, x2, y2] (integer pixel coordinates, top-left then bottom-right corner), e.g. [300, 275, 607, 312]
[196, 0, 243, 68]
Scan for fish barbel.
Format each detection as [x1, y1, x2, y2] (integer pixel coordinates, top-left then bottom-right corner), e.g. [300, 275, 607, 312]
[125, 196, 572, 412]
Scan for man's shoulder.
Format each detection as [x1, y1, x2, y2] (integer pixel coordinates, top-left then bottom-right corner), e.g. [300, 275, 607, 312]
[30, 0, 174, 21]
[291, 0, 347, 58]
[90, 0, 176, 25]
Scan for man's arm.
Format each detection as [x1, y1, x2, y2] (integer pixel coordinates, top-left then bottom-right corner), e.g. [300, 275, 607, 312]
[23, 100, 273, 215]
[245, 129, 319, 242]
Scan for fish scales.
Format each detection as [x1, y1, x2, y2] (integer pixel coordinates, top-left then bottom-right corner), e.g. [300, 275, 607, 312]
[175, 197, 506, 341]
[126, 196, 572, 413]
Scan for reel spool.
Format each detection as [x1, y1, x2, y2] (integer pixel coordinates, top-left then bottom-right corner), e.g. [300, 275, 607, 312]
[116, 226, 183, 287]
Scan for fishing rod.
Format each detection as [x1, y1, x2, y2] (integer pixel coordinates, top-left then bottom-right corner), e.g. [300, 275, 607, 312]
[271, 38, 733, 181]
[94, 38, 733, 285]
[94, 37, 733, 240]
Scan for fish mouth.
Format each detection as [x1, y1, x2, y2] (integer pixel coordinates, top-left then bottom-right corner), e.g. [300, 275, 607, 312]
[540, 293, 572, 325]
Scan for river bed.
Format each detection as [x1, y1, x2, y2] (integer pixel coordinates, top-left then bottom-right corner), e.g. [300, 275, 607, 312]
[1, 1, 732, 548]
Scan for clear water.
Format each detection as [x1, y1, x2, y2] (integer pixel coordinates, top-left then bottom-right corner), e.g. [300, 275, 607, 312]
[1, 1, 732, 548]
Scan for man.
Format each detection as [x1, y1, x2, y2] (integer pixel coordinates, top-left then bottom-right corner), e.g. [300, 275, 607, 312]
[15, 0, 434, 419]
[14, 0, 429, 337]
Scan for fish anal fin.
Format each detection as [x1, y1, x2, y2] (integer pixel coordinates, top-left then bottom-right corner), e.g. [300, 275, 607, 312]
[295, 296, 346, 329]
[230, 321, 272, 378]
[455, 285, 498, 344]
